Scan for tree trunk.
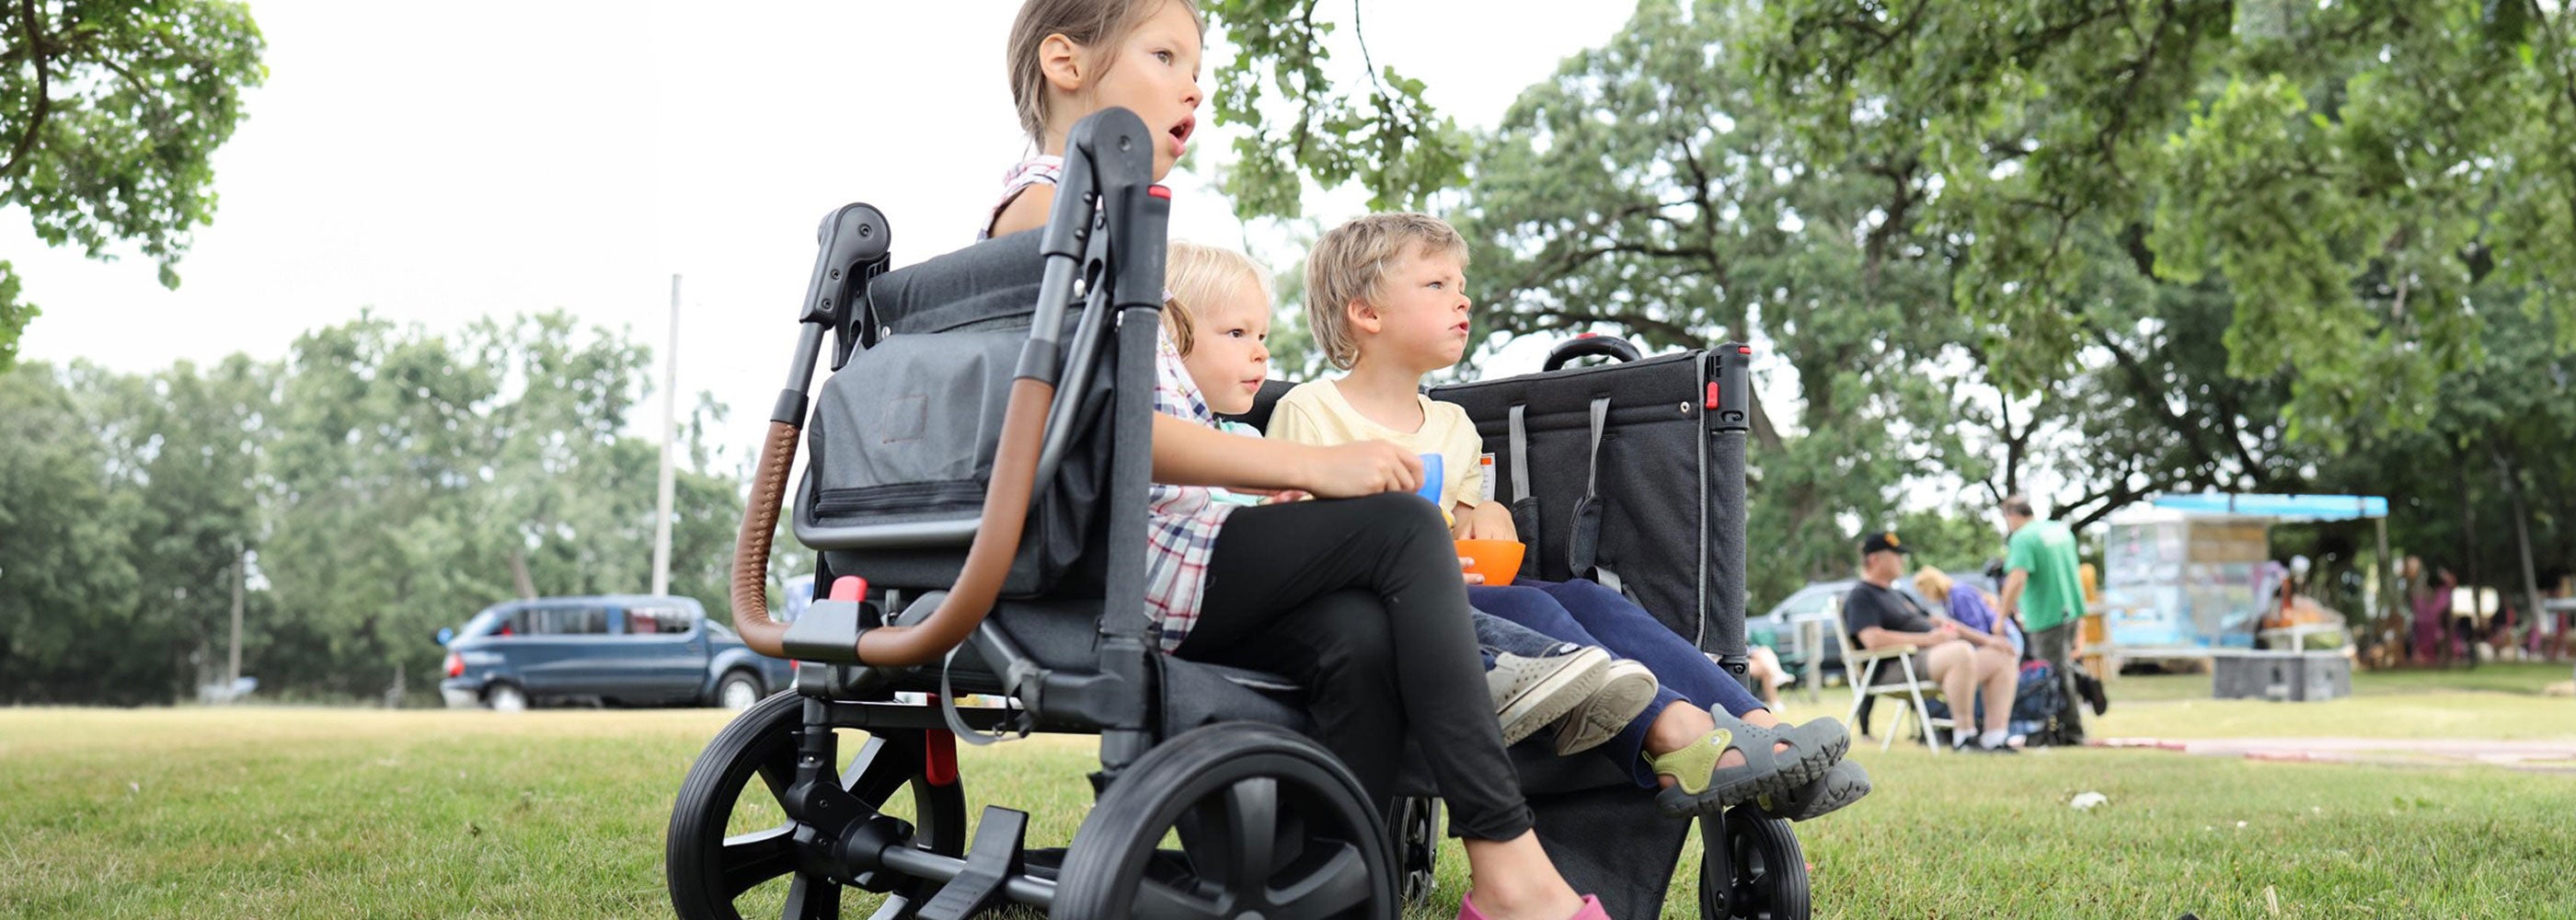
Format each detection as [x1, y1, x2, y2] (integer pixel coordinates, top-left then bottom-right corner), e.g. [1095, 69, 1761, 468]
[2493, 448, 2543, 653]
[510, 549, 538, 600]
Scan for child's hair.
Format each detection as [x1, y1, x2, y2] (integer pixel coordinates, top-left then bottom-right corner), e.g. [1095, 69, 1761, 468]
[1007, 0, 1205, 144]
[1303, 213, 1470, 370]
[1163, 240, 1272, 357]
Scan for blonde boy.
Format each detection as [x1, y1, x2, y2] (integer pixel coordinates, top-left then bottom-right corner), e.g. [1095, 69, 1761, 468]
[1271, 213, 1865, 821]
[1267, 213, 1510, 538]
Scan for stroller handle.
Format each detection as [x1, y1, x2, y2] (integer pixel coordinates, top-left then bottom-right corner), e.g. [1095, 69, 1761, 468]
[726, 108, 1160, 667]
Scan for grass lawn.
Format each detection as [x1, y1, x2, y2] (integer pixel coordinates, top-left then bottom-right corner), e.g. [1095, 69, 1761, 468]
[3, 663, 2570, 919]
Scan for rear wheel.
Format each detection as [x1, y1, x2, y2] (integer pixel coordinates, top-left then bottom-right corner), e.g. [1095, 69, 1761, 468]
[1054, 722, 1397, 920]
[485, 683, 529, 712]
[1388, 796, 1441, 905]
[717, 671, 764, 711]
[1699, 807, 1809, 920]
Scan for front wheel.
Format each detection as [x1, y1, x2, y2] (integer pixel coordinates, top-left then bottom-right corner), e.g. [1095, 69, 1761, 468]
[667, 693, 967, 920]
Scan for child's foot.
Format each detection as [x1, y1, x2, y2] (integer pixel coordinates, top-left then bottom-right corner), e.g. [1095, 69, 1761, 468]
[1489, 649, 1610, 746]
[1550, 659, 1658, 755]
[1645, 717, 1847, 816]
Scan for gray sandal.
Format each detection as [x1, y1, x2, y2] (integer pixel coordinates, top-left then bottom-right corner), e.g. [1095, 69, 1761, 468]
[1755, 758, 1871, 822]
[1647, 716, 1850, 817]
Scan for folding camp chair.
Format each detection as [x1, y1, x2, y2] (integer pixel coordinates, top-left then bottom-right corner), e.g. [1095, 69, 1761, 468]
[1829, 595, 1955, 753]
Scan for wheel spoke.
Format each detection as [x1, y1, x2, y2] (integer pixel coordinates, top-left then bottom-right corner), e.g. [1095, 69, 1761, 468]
[844, 734, 915, 807]
[781, 869, 845, 920]
[1264, 842, 1372, 920]
[1221, 777, 1281, 893]
[1134, 875, 1231, 920]
[719, 826, 799, 898]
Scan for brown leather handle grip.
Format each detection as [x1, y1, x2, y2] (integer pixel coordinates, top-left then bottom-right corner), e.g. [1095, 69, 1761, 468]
[729, 380, 1055, 667]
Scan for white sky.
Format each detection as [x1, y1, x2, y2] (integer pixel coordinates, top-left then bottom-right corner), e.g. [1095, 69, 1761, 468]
[6, 0, 1634, 465]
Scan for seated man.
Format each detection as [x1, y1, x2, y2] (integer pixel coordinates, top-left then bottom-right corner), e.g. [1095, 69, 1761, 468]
[1843, 531, 2021, 753]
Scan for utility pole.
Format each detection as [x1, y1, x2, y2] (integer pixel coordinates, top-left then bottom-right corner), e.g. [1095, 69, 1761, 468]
[651, 274, 680, 597]
[227, 541, 245, 692]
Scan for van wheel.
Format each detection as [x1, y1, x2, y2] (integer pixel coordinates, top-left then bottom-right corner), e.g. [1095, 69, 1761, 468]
[716, 672, 763, 711]
[486, 684, 529, 713]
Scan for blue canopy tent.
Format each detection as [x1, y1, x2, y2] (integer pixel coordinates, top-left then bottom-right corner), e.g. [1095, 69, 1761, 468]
[2151, 493, 2388, 522]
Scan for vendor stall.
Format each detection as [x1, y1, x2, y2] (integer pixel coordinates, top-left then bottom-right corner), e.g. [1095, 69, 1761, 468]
[2098, 493, 2389, 657]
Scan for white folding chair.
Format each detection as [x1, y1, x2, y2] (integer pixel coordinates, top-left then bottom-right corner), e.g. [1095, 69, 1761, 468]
[1828, 595, 1954, 753]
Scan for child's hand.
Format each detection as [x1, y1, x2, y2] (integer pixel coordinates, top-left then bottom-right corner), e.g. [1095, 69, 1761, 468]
[1301, 441, 1421, 498]
[1458, 501, 1518, 541]
[1260, 489, 1312, 505]
[1459, 556, 1485, 586]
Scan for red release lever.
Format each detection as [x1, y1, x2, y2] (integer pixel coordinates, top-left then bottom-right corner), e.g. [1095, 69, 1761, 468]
[1706, 382, 1722, 410]
[1147, 185, 1172, 200]
[829, 575, 868, 603]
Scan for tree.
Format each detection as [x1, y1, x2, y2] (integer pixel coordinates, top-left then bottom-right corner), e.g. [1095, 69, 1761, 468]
[1202, 0, 1466, 219]
[0, 362, 144, 701]
[1750, 0, 2576, 438]
[1452, 0, 1973, 604]
[0, 1, 267, 368]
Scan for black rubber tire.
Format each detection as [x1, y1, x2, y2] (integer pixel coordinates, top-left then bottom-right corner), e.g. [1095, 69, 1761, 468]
[1699, 807, 1810, 920]
[1388, 796, 1442, 905]
[666, 692, 967, 920]
[1054, 722, 1397, 920]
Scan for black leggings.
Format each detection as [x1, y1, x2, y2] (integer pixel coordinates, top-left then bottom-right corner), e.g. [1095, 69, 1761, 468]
[1175, 492, 1533, 842]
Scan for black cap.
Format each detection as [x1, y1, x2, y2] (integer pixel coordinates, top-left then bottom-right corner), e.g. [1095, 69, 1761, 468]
[1860, 531, 1913, 556]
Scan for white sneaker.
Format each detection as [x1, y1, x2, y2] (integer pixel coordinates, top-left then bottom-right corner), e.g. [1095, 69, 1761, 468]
[1552, 659, 1660, 755]
[1489, 648, 1612, 745]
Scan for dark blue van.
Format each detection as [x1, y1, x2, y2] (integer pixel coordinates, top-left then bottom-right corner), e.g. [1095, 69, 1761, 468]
[437, 594, 794, 711]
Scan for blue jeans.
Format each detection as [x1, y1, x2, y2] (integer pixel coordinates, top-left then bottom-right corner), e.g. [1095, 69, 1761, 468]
[1473, 610, 1581, 666]
[1469, 579, 1770, 788]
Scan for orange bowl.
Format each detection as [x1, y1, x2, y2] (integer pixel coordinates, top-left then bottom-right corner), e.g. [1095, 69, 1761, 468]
[1455, 539, 1525, 587]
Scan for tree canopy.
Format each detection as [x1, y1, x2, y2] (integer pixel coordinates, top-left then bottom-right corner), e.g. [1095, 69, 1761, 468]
[0, 0, 267, 369]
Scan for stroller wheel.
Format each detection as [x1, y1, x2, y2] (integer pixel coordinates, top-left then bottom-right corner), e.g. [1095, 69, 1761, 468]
[1055, 722, 1398, 920]
[1699, 807, 1810, 920]
[1387, 796, 1443, 904]
[667, 692, 967, 920]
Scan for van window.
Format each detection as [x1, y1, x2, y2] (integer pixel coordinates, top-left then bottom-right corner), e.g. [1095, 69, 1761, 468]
[625, 604, 695, 636]
[509, 604, 611, 636]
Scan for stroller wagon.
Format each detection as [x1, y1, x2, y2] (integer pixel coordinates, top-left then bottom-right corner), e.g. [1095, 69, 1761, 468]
[664, 108, 1814, 920]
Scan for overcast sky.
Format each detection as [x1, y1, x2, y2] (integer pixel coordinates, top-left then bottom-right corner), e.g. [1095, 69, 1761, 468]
[6, 0, 1637, 463]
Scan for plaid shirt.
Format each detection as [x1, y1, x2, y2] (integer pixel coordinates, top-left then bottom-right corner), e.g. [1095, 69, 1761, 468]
[1143, 328, 1239, 651]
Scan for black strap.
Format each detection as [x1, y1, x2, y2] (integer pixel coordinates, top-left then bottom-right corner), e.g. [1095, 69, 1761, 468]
[939, 644, 1033, 746]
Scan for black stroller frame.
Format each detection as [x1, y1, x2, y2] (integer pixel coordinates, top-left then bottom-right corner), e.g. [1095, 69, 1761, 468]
[663, 107, 1813, 920]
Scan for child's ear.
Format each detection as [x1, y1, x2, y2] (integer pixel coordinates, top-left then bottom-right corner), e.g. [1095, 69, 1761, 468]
[1040, 34, 1086, 92]
[1345, 297, 1381, 335]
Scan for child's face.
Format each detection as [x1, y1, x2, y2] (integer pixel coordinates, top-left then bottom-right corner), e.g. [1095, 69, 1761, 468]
[1351, 246, 1472, 373]
[1180, 279, 1272, 416]
[1066, 0, 1203, 180]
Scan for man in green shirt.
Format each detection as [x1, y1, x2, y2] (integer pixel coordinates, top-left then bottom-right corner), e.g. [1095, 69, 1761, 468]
[1999, 495, 2102, 742]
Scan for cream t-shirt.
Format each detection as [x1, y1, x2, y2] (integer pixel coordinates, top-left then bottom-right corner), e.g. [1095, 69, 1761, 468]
[1267, 379, 1485, 512]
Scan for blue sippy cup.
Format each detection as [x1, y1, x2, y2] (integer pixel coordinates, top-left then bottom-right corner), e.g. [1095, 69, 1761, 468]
[1415, 453, 1444, 504]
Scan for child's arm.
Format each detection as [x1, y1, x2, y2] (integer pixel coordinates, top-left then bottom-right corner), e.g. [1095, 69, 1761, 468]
[1153, 414, 1421, 498]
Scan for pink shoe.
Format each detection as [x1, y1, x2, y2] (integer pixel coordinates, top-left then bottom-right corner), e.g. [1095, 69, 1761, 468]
[1457, 891, 1612, 920]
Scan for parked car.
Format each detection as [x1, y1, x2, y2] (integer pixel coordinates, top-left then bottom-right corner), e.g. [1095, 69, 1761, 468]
[437, 594, 794, 711]
[1753, 578, 1939, 684]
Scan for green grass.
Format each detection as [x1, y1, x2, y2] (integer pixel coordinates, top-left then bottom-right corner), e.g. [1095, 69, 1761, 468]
[4, 664, 2572, 919]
